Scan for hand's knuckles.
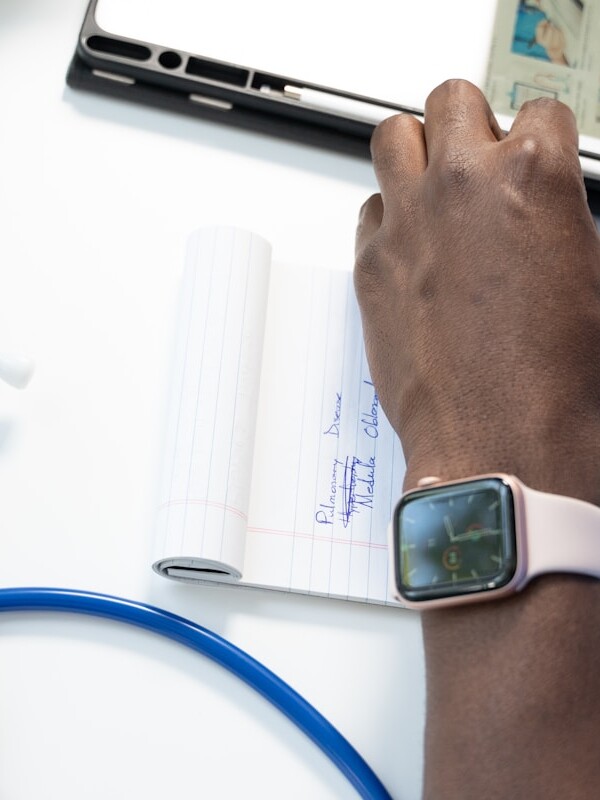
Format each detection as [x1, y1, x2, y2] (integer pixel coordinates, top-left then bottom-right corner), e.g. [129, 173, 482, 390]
[371, 113, 421, 158]
[359, 192, 379, 215]
[505, 132, 582, 192]
[508, 132, 548, 166]
[354, 237, 386, 284]
[431, 147, 480, 192]
[428, 79, 482, 109]
[371, 115, 424, 179]
[414, 266, 439, 303]
[519, 96, 576, 127]
[358, 193, 383, 226]
[354, 239, 406, 311]
[371, 143, 401, 180]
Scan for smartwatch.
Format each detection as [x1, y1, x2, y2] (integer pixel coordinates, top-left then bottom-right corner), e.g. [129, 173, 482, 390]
[390, 474, 600, 609]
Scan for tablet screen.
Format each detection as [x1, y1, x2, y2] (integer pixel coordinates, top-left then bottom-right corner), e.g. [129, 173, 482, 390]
[94, 0, 496, 112]
[93, 0, 600, 160]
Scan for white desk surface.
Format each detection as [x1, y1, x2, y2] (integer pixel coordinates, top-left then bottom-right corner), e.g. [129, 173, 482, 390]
[0, 2, 425, 799]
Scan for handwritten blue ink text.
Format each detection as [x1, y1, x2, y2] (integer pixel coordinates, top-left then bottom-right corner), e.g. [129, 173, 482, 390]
[323, 392, 342, 438]
[361, 380, 379, 439]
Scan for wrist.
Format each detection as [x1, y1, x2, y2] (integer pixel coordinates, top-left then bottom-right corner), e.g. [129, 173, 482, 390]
[421, 575, 600, 799]
[403, 438, 600, 507]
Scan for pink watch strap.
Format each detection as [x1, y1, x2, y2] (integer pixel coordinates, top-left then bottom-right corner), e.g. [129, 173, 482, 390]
[522, 483, 600, 581]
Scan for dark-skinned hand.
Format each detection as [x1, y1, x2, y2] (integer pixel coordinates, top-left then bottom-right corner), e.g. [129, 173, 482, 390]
[355, 80, 600, 505]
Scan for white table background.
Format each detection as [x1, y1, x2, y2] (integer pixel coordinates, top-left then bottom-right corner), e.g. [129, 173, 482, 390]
[0, 2, 427, 798]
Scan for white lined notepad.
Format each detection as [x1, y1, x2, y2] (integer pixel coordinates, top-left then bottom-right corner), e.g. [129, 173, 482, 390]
[153, 227, 406, 605]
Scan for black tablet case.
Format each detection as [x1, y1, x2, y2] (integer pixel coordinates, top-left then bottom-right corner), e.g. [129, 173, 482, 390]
[65, 0, 415, 159]
[67, 0, 600, 196]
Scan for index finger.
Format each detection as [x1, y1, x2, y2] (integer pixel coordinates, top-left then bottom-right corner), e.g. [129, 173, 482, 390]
[370, 113, 427, 207]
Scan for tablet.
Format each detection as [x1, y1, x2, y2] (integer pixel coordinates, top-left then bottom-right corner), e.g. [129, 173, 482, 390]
[67, 0, 600, 188]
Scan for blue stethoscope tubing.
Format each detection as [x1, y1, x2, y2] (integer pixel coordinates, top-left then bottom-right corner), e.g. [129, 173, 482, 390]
[0, 587, 392, 800]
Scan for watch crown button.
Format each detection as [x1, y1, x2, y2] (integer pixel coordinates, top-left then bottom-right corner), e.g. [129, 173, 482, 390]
[417, 476, 442, 487]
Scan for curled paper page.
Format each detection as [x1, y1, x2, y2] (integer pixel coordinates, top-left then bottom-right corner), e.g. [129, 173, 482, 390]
[153, 227, 271, 581]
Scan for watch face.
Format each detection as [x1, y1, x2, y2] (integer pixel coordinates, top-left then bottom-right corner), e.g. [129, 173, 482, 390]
[394, 478, 517, 602]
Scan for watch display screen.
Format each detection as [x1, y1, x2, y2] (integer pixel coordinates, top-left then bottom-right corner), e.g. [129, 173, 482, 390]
[394, 478, 517, 602]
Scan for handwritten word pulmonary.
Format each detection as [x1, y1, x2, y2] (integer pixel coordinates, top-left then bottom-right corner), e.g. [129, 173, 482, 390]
[315, 458, 344, 525]
[361, 380, 379, 439]
[323, 392, 342, 438]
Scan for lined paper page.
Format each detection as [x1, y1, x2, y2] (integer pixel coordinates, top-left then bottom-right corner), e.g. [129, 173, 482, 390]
[154, 227, 271, 580]
[244, 265, 406, 604]
[153, 227, 406, 605]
